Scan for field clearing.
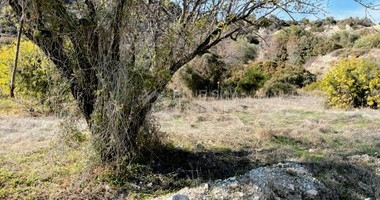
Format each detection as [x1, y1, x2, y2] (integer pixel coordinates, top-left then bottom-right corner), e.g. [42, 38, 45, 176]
[155, 95, 380, 169]
[0, 94, 379, 199]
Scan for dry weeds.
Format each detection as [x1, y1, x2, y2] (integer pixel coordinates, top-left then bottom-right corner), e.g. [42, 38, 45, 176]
[0, 93, 379, 199]
[154, 94, 380, 171]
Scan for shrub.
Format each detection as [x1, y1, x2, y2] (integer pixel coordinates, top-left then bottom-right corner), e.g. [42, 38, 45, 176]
[338, 17, 374, 29]
[323, 17, 337, 26]
[353, 33, 380, 48]
[226, 61, 316, 97]
[252, 61, 316, 87]
[0, 40, 72, 113]
[321, 58, 380, 109]
[273, 37, 289, 62]
[252, 60, 288, 75]
[329, 31, 360, 48]
[262, 80, 297, 97]
[216, 38, 257, 66]
[272, 67, 316, 88]
[291, 35, 322, 65]
[271, 25, 331, 65]
[232, 67, 268, 94]
[235, 38, 257, 62]
[180, 53, 226, 94]
[261, 66, 316, 97]
[272, 25, 309, 62]
[0, 5, 17, 36]
[309, 20, 325, 32]
[0, 40, 47, 97]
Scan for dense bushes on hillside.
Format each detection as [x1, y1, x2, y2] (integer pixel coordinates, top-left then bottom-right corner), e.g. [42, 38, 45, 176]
[215, 37, 257, 66]
[224, 65, 268, 95]
[270, 25, 329, 65]
[337, 17, 374, 29]
[224, 61, 316, 96]
[329, 31, 360, 48]
[305, 17, 337, 32]
[262, 17, 377, 67]
[353, 33, 380, 48]
[260, 63, 316, 97]
[173, 17, 379, 99]
[321, 58, 380, 109]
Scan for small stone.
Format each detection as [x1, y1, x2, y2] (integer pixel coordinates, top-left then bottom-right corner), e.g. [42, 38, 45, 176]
[307, 189, 318, 196]
[172, 194, 190, 200]
[237, 192, 244, 197]
[202, 183, 209, 190]
[147, 182, 153, 188]
[288, 184, 295, 190]
[229, 182, 238, 189]
[130, 183, 140, 190]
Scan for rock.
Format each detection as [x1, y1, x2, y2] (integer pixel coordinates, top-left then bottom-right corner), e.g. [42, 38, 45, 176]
[155, 162, 336, 200]
[171, 194, 189, 200]
[229, 182, 238, 189]
[307, 189, 318, 196]
[202, 183, 209, 190]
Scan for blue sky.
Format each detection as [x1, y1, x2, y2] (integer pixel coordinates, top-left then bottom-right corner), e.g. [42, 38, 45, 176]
[326, 0, 380, 22]
[274, 0, 380, 23]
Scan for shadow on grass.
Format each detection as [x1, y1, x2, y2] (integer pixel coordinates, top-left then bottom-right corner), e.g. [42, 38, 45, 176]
[107, 142, 379, 199]
[107, 144, 257, 194]
[303, 161, 380, 200]
[149, 145, 255, 179]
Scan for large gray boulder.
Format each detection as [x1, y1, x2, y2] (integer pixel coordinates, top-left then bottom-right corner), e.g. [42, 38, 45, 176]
[156, 163, 336, 200]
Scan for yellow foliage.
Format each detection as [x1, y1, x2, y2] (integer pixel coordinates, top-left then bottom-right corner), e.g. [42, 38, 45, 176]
[321, 58, 380, 109]
[0, 40, 52, 97]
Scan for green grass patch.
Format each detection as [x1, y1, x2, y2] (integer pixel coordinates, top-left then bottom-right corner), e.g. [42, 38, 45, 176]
[211, 146, 233, 153]
[0, 98, 24, 115]
[238, 113, 251, 124]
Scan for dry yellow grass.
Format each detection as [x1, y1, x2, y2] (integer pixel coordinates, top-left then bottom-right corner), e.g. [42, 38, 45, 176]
[0, 93, 379, 199]
[155, 94, 380, 171]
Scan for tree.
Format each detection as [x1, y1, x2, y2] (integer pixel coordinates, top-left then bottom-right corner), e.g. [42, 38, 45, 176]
[10, 10, 23, 98]
[6, 0, 328, 164]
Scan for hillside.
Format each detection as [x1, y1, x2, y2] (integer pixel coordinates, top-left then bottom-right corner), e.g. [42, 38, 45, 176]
[168, 17, 380, 98]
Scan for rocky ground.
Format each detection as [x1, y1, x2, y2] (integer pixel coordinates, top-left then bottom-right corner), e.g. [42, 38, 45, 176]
[158, 162, 379, 200]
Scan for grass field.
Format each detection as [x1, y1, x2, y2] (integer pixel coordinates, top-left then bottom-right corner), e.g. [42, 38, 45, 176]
[0, 94, 379, 199]
[155, 94, 379, 171]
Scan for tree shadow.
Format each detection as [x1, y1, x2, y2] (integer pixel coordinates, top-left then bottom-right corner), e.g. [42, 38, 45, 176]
[149, 145, 256, 179]
[302, 161, 380, 200]
[108, 143, 380, 200]
[114, 144, 258, 193]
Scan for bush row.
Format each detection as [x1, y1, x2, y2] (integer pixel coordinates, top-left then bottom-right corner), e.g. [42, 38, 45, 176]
[267, 25, 379, 66]
[181, 58, 317, 98]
